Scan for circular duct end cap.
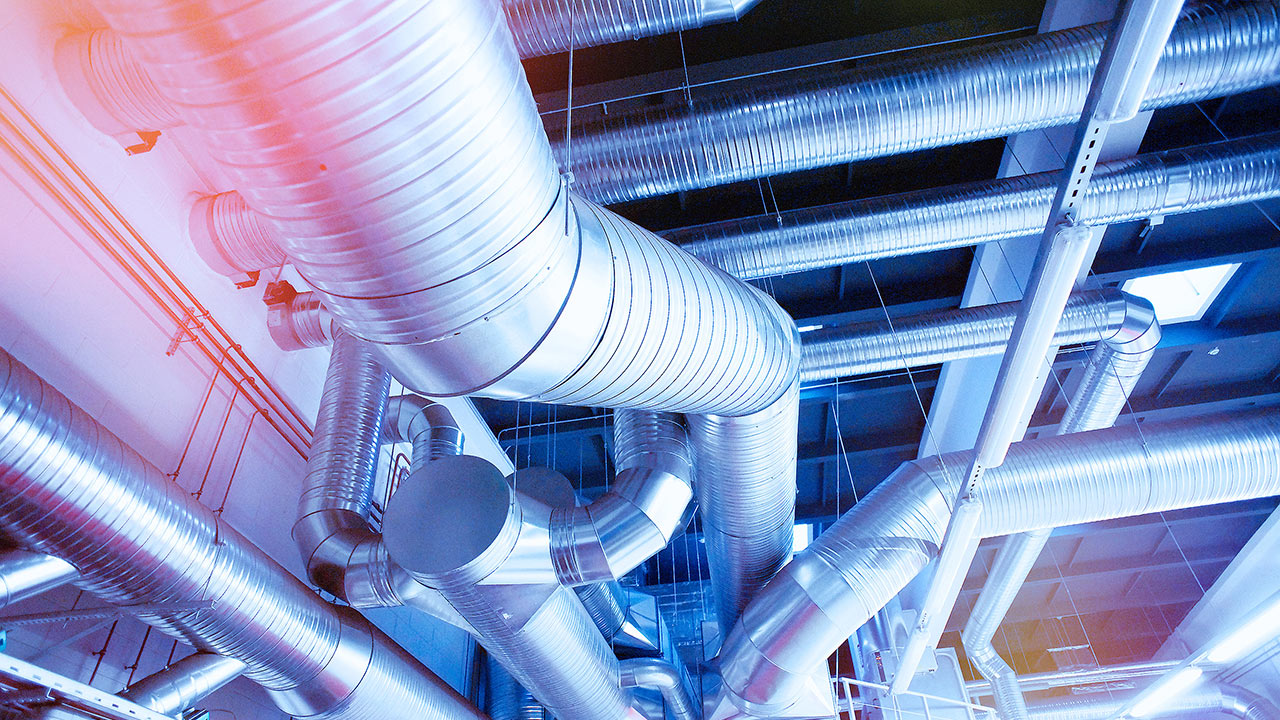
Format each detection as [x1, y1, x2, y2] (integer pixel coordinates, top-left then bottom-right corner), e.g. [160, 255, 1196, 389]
[508, 466, 579, 508]
[383, 455, 515, 578]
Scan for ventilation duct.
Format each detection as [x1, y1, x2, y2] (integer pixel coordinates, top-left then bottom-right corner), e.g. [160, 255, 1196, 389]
[505, 0, 762, 57]
[712, 409, 1280, 719]
[0, 345, 484, 720]
[800, 287, 1156, 383]
[619, 657, 701, 720]
[673, 132, 1280, 280]
[119, 653, 247, 718]
[171, 134, 1280, 286]
[553, 0, 1280, 205]
[0, 548, 77, 609]
[1026, 683, 1280, 720]
[82, 0, 798, 416]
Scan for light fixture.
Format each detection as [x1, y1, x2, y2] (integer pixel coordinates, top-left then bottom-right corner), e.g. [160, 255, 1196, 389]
[797, 324, 825, 333]
[1129, 666, 1203, 718]
[1205, 590, 1280, 664]
[1121, 263, 1241, 324]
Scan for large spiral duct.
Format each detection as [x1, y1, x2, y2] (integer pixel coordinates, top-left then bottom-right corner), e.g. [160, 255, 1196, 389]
[713, 409, 1280, 719]
[0, 345, 484, 720]
[674, 132, 1280, 280]
[555, 0, 1280, 205]
[88, 0, 798, 418]
[504, 0, 762, 57]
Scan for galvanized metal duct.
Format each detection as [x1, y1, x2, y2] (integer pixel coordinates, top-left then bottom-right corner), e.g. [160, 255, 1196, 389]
[53, 30, 182, 138]
[486, 655, 548, 720]
[0, 548, 77, 609]
[1027, 684, 1280, 720]
[966, 659, 1180, 695]
[960, 295, 1160, 720]
[504, 0, 762, 57]
[689, 382, 799, 628]
[800, 287, 1151, 382]
[673, 132, 1280, 280]
[90, 0, 798, 418]
[713, 409, 1280, 719]
[189, 191, 287, 278]
[619, 658, 701, 720]
[555, 0, 1280, 205]
[553, 410, 695, 585]
[0, 345, 484, 720]
[120, 653, 247, 717]
[382, 455, 642, 720]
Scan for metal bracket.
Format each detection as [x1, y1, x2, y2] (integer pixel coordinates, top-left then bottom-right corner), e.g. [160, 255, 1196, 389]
[124, 130, 161, 156]
[166, 307, 209, 356]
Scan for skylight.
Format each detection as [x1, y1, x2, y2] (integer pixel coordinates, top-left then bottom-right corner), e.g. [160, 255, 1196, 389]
[1121, 263, 1241, 324]
[792, 524, 814, 553]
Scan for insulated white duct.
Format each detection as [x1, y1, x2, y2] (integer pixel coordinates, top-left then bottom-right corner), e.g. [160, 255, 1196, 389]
[554, 0, 1280, 204]
[712, 409, 1280, 719]
[0, 345, 485, 720]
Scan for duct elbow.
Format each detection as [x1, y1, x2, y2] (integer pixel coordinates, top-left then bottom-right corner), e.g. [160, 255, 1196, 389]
[621, 658, 701, 720]
[1109, 292, 1163, 355]
[383, 394, 464, 465]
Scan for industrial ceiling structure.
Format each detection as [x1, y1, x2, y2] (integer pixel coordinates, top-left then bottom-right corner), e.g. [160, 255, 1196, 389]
[0, 0, 1277, 719]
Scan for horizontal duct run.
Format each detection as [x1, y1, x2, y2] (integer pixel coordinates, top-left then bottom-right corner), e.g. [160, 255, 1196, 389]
[713, 409, 1280, 719]
[673, 132, 1280, 280]
[553, 0, 1280, 205]
[1027, 684, 1280, 720]
[0, 345, 484, 720]
[161, 134, 1280, 287]
[504, 0, 761, 57]
[799, 287, 1156, 383]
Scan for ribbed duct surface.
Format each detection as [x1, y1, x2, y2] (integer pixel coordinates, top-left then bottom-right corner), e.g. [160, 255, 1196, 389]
[504, 0, 759, 57]
[800, 287, 1143, 382]
[689, 382, 799, 628]
[189, 191, 287, 277]
[555, 0, 1280, 205]
[0, 346, 482, 720]
[54, 30, 182, 136]
[120, 653, 246, 717]
[91, 0, 798, 418]
[715, 409, 1280, 717]
[673, 132, 1280, 280]
[1027, 684, 1280, 720]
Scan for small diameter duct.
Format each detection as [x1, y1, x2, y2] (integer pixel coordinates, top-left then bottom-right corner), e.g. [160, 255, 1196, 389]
[711, 409, 1280, 719]
[0, 346, 484, 720]
[673, 132, 1280, 280]
[554, 0, 1280, 205]
[120, 653, 247, 718]
[799, 287, 1155, 383]
[965, 354, 1167, 716]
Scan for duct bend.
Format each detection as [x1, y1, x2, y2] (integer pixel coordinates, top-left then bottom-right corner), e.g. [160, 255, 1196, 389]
[1027, 683, 1280, 720]
[960, 292, 1160, 720]
[120, 653, 247, 717]
[552, 411, 694, 584]
[382, 455, 643, 720]
[712, 410, 1280, 719]
[291, 329, 471, 630]
[620, 658, 701, 720]
[0, 345, 484, 720]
